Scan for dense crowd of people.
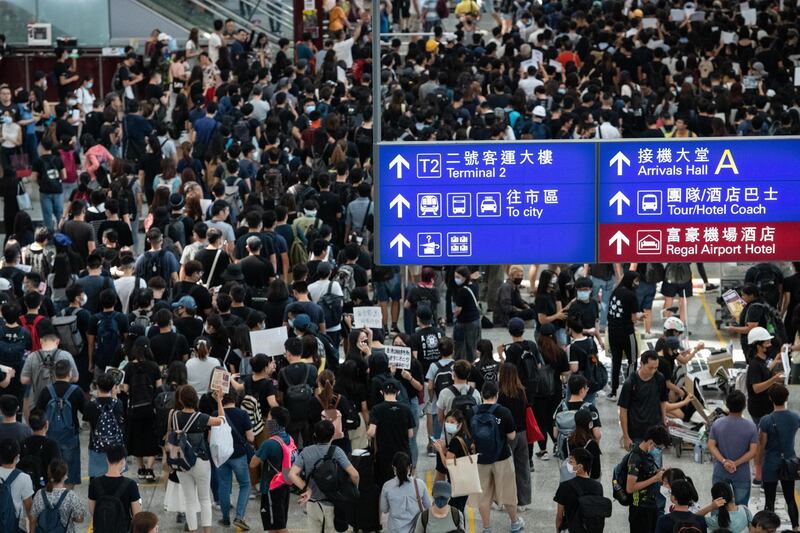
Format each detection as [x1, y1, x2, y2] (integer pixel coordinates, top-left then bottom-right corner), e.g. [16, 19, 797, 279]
[0, 1, 799, 532]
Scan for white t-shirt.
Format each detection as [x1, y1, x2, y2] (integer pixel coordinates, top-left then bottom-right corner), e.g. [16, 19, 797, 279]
[185, 39, 198, 68]
[518, 76, 543, 100]
[114, 276, 146, 314]
[0, 466, 34, 531]
[308, 279, 343, 332]
[75, 86, 96, 115]
[208, 33, 222, 64]
[187, 356, 222, 394]
[333, 38, 355, 68]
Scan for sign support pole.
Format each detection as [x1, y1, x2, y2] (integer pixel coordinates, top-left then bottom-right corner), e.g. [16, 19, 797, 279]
[371, 0, 381, 184]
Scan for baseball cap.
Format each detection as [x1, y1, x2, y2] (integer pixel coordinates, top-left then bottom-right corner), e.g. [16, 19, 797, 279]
[508, 317, 526, 336]
[432, 481, 452, 504]
[293, 313, 312, 331]
[533, 105, 547, 118]
[539, 323, 557, 338]
[426, 39, 439, 53]
[171, 296, 197, 311]
[158, 32, 171, 42]
[631, 8, 644, 18]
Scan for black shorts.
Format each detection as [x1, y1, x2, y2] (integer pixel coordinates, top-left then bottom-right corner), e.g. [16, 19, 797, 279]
[261, 485, 290, 530]
[660, 280, 693, 298]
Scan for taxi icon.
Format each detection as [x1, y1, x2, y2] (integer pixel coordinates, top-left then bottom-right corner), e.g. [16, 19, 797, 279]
[480, 196, 498, 214]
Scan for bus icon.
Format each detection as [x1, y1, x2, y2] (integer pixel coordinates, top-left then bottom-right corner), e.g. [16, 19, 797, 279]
[637, 190, 662, 215]
[447, 193, 471, 217]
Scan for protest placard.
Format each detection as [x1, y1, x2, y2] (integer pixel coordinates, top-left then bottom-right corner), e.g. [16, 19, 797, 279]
[250, 326, 289, 356]
[385, 346, 412, 370]
[353, 306, 383, 329]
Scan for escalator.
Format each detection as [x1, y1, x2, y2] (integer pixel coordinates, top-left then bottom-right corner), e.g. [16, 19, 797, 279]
[133, 0, 293, 48]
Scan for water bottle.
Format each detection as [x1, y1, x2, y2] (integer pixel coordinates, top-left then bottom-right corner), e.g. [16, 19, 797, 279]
[727, 339, 734, 357]
[694, 443, 702, 464]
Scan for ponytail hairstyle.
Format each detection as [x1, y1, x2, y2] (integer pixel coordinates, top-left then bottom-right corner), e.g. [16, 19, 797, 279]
[392, 451, 411, 486]
[45, 459, 68, 492]
[670, 478, 698, 506]
[194, 338, 210, 361]
[317, 369, 336, 408]
[710, 482, 734, 528]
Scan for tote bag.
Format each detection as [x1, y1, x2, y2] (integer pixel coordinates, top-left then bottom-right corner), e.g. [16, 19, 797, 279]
[16, 181, 32, 211]
[525, 406, 544, 443]
[209, 418, 234, 467]
[445, 437, 482, 497]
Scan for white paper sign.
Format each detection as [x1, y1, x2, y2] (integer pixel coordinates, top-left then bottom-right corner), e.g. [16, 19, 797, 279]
[531, 49, 543, 67]
[670, 8, 685, 21]
[642, 17, 658, 29]
[548, 59, 563, 73]
[385, 346, 412, 370]
[741, 8, 756, 26]
[353, 306, 383, 329]
[249, 326, 289, 356]
[794, 66, 800, 86]
[520, 58, 537, 73]
[720, 31, 736, 45]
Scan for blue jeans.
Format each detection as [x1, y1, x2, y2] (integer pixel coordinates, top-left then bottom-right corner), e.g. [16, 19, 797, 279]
[59, 438, 81, 485]
[713, 475, 751, 506]
[409, 398, 420, 467]
[40, 192, 64, 233]
[61, 182, 77, 205]
[590, 276, 617, 329]
[217, 455, 251, 521]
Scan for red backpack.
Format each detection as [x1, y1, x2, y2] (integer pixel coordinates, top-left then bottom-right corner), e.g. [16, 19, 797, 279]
[19, 314, 44, 351]
[59, 149, 79, 184]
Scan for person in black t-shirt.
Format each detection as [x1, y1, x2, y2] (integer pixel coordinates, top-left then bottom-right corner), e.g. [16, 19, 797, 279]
[618, 351, 668, 449]
[554, 448, 605, 532]
[19, 409, 61, 489]
[726, 284, 771, 359]
[88, 444, 142, 531]
[148, 308, 190, 365]
[607, 271, 641, 398]
[367, 380, 415, 487]
[32, 139, 65, 233]
[172, 296, 204, 346]
[453, 267, 481, 361]
[745, 327, 784, 426]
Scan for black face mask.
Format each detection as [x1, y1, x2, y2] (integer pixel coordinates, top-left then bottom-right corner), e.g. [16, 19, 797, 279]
[513, 278, 523, 285]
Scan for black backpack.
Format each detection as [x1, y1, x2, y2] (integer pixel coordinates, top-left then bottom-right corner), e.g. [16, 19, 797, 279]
[154, 385, 176, 440]
[18, 438, 48, 489]
[317, 281, 343, 329]
[665, 263, 692, 285]
[337, 395, 360, 430]
[448, 386, 478, 421]
[140, 249, 168, 283]
[284, 366, 314, 422]
[92, 479, 131, 532]
[307, 445, 359, 504]
[432, 361, 455, 396]
[644, 263, 665, 284]
[567, 479, 612, 533]
[519, 345, 558, 398]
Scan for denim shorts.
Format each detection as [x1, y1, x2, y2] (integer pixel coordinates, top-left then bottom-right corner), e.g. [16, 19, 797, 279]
[637, 281, 657, 310]
[88, 450, 109, 477]
[374, 273, 401, 301]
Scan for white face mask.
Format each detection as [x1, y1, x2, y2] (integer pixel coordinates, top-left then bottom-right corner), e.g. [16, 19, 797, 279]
[659, 486, 671, 499]
[454, 277, 464, 286]
[565, 463, 575, 474]
[80, 294, 87, 305]
[67, 98, 77, 107]
[444, 422, 459, 435]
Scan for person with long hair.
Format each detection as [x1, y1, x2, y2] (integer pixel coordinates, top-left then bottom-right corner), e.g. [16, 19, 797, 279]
[187, 335, 223, 395]
[473, 338, 501, 393]
[334, 359, 369, 450]
[153, 157, 181, 194]
[535, 269, 568, 346]
[432, 408, 474, 513]
[8, 211, 34, 248]
[173, 385, 226, 533]
[757, 383, 800, 530]
[30, 459, 86, 533]
[697, 482, 752, 533]
[498, 363, 532, 509]
[380, 451, 431, 533]
[122, 336, 162, 482]
[311, 369, 352, 453]
[532, 324, 570, 460]
[345, 327, 371, 386]
[47, 253, 77, 313]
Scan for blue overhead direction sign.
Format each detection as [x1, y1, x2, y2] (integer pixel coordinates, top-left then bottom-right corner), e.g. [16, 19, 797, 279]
[597, 138, 800, 262]
[376, 141, 597, 265]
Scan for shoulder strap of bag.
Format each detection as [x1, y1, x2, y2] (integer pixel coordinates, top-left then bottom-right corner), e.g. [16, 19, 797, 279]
[770, 415, 786, 459]
[361, 200, 372, 230]
[413, 475, 424, 513]
[205, 249, 223, 286]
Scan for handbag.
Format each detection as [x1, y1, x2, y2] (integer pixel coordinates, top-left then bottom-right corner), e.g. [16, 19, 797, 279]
[444, 437, 482, 497]
[16, 181, 32, 211]
[771, 415, 800, 481]
[525, 406, 544, 443]
[209, 417, 235, 467]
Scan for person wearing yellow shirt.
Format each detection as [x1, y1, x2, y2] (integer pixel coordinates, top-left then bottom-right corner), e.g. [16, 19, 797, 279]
[328, 0, 350, 34]
[454, 0, 480, 18]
